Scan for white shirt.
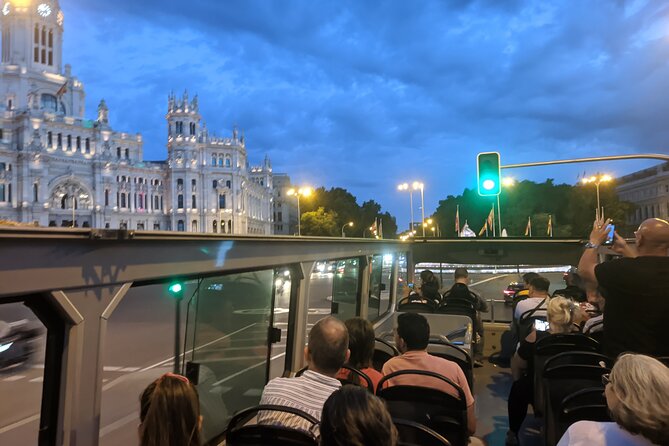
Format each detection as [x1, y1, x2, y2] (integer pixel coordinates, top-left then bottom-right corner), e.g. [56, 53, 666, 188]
[514, 296, 548, 320]
[558, 421, 660, 446]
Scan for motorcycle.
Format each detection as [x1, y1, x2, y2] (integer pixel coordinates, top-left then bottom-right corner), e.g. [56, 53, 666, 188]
[0, 319, 41, 370]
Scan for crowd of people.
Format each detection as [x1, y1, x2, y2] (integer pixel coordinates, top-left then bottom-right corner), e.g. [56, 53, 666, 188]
[133, 218, 669, 446]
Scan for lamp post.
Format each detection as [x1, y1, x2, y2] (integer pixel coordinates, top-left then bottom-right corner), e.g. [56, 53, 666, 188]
[287, 186, 312, 236]
[581, 174, 613, 220]
[341, 221, 353, 237]
[498, 177, 516, 235]
[413, 182, 425, 237]
[397, 183, 414, 233]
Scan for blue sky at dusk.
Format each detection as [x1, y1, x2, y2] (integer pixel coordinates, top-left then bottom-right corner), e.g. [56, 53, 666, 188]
[62, 0, 669, 227]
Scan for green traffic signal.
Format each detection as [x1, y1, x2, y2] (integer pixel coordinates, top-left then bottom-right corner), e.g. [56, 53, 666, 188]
[168, 282, 183, 295]
[477, 152, 501, 196]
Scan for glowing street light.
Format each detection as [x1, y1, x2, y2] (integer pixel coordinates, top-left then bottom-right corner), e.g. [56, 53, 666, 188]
[581, 174, 613, 219]
[397, 183, 414, 233]
[287, 186, 313, 236]
[341, 221, 353, 238]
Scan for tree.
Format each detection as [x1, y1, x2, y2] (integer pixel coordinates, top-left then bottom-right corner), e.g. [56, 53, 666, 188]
[301, 207, 339, 236]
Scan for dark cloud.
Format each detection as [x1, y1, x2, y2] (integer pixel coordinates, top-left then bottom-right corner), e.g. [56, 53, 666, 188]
[62, 0, 669, 224]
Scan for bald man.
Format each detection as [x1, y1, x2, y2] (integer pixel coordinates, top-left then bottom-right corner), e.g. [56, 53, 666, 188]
[258, 316, 349, 433]
[578, 218, 669, 357]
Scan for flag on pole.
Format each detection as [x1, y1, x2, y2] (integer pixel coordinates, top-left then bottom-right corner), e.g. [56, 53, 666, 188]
[56, 81, 67, 97]
[370, 219, 377, 238]
[455, 205, 460, 235]
[524, 216, 532, 237]
[547, 214, 553, 237]
[460, 221, 476, 237]
[486, 206, 495, 236]
[378, 218, 383, 239]
[478, 220, 488, 237]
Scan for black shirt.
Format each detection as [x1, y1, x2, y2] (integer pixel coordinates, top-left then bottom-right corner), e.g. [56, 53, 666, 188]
[442, 283, 489, 312]
[517, 330, 550, 376]
[595, 256, 669, 358]
[552, 285, 587, 302]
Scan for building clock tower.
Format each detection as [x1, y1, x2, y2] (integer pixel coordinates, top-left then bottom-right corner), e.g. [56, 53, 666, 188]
[1, 0, 63, 74]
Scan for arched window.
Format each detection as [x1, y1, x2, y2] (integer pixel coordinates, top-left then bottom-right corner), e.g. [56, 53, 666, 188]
[177, 220, 185, 232]
[220, 220, 226, 234]
[48, 30, 53, 48]
[85, 138, 90, 153]
[76, 136, 81, 151]
[192, 220, 198, 232]
[177, 194, 184, 209]
[225, 156, 231, 167]
[191, 195, 196, 209]
[41, 94, 57, 112]
[213, 220, 217, 233]
[41, 27, 46, 45]
[120, 194, 126, 208]
[34, 25, 39, 44]
[33, 183, 38, 202]
[154, 196, 159, 210]
[228, 220, 232, 233]
[104, 190, 109, 206]
[218, 156, 223, 167]
[211, 154, 216, 166]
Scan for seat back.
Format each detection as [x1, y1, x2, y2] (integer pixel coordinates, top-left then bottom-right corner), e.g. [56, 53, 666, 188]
[377, 370, 468, 446]
[394, 418, 452, 446]
[373, 337, 400, 371]
[226, 405, 318, 446]
[398, 301, 435, 313]
[533, 334, 600, 417]
[426, 338, 473, 391]
[336, 365, 374, 390]
[542, 357, 611, 446]
[552, 387, 610, 445]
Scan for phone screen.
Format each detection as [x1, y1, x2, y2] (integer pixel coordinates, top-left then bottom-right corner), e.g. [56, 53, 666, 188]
[534, 319, 550, 332]
[603, 224, 615, 245]
[407, 283, 414, 289]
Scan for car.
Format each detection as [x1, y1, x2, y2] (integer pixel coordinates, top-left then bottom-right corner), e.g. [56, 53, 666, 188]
[503, 282, 525, 305]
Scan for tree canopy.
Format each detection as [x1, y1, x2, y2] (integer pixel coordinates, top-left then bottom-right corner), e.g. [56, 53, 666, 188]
[432, 179, 633, 238]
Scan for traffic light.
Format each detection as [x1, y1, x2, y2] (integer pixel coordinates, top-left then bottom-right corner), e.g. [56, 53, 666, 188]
[168, 282, 184, 298]
[477, 152, 501, 196]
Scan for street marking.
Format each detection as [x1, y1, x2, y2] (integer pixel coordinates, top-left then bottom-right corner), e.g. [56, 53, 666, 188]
[3, 375, 25, 382]
[0, 414, 40, 435]
[103, 366, 122, 372]
[119, 367, 140, 372]
[213, 352, 286, 386]
[243, 388, 263, 397]
[29, 377, 43, 383]
[100, 411, 139, 437]
[470, 274, 510, 287]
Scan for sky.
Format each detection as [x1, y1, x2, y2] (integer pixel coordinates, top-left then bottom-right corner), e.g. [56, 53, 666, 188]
[61, 0, 669, 227]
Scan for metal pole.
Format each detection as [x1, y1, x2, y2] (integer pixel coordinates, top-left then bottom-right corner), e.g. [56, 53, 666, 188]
[296, 195, 301, 236]
[409, 190, 414, 233]
[497, 194, 502, 236]
[420, 186, 425, 237]
[71, 196, 75, 228]
[174, 297, 181, 373]
[341, 224, 346, 238]
[595, 182, 601, 221]
[501, 153, 669, 169]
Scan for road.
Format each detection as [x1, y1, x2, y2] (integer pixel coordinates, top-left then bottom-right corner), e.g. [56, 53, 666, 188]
[0, 268, 568, 444]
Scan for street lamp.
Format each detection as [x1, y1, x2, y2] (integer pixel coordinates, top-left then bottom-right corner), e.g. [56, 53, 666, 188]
[287, 186, 312, 236]
[497, 177, 516, 235]
[397, 183, 414, 233]
[413, 182, 425, 237]
[581, 174, 613, 220]
[341, 221, 353, 237]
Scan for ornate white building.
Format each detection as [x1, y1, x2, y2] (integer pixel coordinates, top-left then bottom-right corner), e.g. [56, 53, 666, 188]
[0, 0, 274, 233]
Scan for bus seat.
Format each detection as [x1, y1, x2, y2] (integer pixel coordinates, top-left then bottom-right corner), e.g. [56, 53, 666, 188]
[398, 301, 436, 313]
[426, 337, 474, 391]
[551, 387, 610, 446]
[225, 404, 318, 446]
[297, 365, 374, 390]
[394, 418, 453, 446]
[377, 370, 468, 446]
[532, 334, 601, 418]
[373, 337, 400, 371]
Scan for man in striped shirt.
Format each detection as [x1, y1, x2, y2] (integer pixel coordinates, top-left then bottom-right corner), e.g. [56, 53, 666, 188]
[258, 316, 350, 433]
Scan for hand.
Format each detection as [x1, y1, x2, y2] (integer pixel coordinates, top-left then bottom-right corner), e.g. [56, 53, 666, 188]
[611, 232, 638, 258]
[589, 218, 611, 246]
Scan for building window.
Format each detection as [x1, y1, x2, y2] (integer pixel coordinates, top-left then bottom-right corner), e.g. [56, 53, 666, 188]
[191, 195, 196, 208]
[211, 155, 216, 166]
[225, 157, 231, 167]
[192, 179, 196, 187]
[117, 147, 121, 158]
[0, 183, 5, 201]
[177, 220, 185, 231]
[67, 134, 72, 150]
[212, 180, 218, 189]
[154, 196, 159, 210]
[33, 183, 38, 202]
[125, 148, 129, 159]
[76, 136, 81, 151]
[85, 138, 90, 153]
[120, 194, 126, 208]
[177, 179, 183, 187]
[190, 122, 195, 135]
[226, 180, 231, 188]
[218, 156, 223, 167]
[139, 194, 144, 209]
[153, 223, 160, 230]
[219, 194, 226, 209]
[192, 220, 198, 232]
[57, 133, 62, 149]
[278, 211, 283, 221]
[105, 190, 109, 206]
[177, 194, 184, 209]
[47, 132, 53, 147]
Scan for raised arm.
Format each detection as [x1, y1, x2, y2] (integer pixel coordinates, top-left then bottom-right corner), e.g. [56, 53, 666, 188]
[578, 218, 610, 289]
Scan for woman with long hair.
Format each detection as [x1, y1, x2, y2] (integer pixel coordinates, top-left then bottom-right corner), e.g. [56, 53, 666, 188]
[320, 385, 397, 446]
[558, 353, 669, 445]
[139, 372, 202, 446]
[337, 318, 383, 391]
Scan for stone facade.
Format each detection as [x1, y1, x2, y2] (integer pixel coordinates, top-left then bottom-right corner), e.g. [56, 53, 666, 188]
[616, 162, 669, 225]
[0, 0, 274, 233]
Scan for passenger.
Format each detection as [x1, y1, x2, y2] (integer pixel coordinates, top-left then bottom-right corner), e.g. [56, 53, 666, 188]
[552, 268, 587, 302]
[382, 312, 477, 436]
[513, 272, 540, 302]
[336, 318, 383, 392]
[578, 217, 669, 357]
[320, 385, 398, 446]
[582, 286, 604, 335]
[139, 373, 202, 446]
[441, 267, 489, 366]
[506, 296, 581, 445]
[557, 353, 669, 446]
[513, 276, 551, 321]
[258, 316, 349, 432]
[419, 269, 442, 306]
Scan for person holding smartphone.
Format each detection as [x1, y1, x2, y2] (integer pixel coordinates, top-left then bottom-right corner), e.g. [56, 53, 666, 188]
[506, 296, 582, 445]
[577, 217, 669, 358]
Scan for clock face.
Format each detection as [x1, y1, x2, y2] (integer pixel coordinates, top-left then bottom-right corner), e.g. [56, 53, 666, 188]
[37, 3, 51, 17]
[2, 2, 10, 16]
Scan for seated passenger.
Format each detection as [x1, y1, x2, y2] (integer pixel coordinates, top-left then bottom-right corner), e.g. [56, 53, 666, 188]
[441, 267, 489, 365]
[558, 353, 669, 446]
[513, 276, 551, 321]
[320, 385, 398, 446]
[553, 268, 587, 302]
[336, 318, 383, 391]
[258, 316, 349, 432]
[382, 312, 476, 436]
[578, 217, 669, 357]
[419, 269, 442, 306]
[582, 286, 604, 334]
[506, 296, 581, 445]
[139, 373, 202, 446]
[397, 282, 436, 310]
[513, 272, 540, 303]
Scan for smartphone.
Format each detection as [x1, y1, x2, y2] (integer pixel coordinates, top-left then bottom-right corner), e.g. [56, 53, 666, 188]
[602, 224, 615, 246]
[407, 283, 415, 289]
[534, 319, 550, 332]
